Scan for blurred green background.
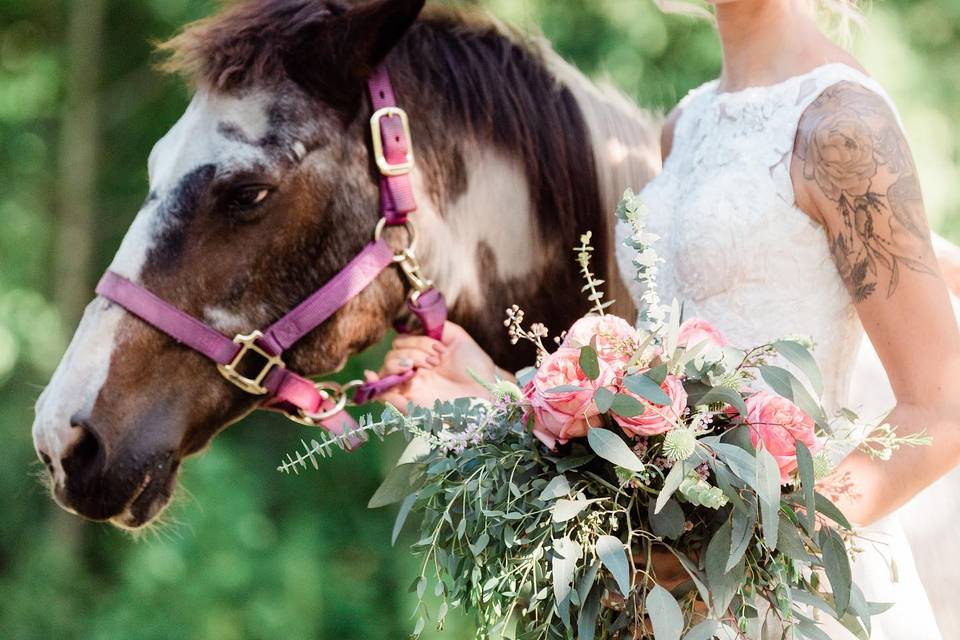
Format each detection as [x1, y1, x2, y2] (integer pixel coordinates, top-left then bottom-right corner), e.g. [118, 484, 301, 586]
[1, 0, 957, 638]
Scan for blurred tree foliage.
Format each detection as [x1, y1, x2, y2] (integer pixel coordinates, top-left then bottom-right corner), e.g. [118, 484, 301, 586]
[0, 0, 957, 638]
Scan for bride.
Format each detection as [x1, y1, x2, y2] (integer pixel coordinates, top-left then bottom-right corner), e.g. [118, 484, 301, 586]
[365, 1, 959, 637]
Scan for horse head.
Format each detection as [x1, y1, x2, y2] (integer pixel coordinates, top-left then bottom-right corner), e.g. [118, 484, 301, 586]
[32, 0, 657, 529]
[32, 0, 431, 529]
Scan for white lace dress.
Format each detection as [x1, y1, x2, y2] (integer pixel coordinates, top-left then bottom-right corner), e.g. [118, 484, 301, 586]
[616, 63, 943, 639]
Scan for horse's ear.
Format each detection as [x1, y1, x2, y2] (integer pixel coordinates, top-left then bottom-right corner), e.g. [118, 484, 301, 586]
[285, 0, 426, 111]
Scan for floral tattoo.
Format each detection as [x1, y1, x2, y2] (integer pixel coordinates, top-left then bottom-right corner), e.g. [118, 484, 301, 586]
[794, 82, 934, 302]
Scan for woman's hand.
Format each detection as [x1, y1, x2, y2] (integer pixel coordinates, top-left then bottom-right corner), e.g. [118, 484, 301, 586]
[364, 321, 502, 411]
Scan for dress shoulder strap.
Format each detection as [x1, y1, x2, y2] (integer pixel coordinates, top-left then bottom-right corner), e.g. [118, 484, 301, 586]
[789, 63, 905, 133]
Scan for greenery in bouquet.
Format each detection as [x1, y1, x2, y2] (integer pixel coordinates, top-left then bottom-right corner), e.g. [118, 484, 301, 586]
[278, 191, 928, 640]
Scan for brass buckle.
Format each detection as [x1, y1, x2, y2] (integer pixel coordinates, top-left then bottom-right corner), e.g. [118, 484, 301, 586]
[289, 380, 363, 427]
[370, 107, 415, 177]
[217, 330, 285, 395]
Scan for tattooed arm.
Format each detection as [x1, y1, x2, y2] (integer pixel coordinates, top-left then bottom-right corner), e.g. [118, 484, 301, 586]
[792, 81, 960, 525]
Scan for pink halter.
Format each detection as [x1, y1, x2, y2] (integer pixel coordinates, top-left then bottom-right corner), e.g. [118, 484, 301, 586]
[95, 66, 446, 445]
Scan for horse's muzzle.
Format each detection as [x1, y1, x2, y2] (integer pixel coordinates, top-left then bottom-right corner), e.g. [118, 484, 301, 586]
[52, 419, 179, 528]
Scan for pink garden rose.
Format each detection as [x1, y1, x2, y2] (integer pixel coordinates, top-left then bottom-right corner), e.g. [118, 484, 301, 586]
[613, 374, 688, 437]
[561, 314, 639, 366]
[744, 391, 821, 483]
[677, 318, 728, 349]
[526, 347, 612, 449]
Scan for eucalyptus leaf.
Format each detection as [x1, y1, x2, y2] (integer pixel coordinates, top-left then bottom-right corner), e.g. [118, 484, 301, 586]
[576, 582, 603, 640]
[655, 462, 686, 513]
[795, 441, 816, 535]
[710, 443, 758, 492]
[721, 424, 756, 453]
[773, 340, 823, 395]
[552, 498, 596, 523]
[814, 491, 853, 530]
[552, 537, 583, 605]
[649, 496, 686, 540]
[646, 585, 684, 640]
[539, 475, 572, 501]
[610, 393, 647, 417]
[368, 462, 427, 508]
[623, 373, 671, 405]
[869, 602, 894, 615]
[515, 366, 537, 387]
[577, 559, 601, 605]
[596, 535, 631, 597]
[646, 363, 669, 384]
[837, 613, 869, 640]
[705, 519, 743, 615]
[820, 527, 852, 616]
[556, 453, 595, 472]
[727, 499, 756, 572]
[580, 345, 600, 380]
[759, 365, 795, 401]
[683, 620, 721, 640]
[796, 621, 833, 640]
[594, 386, 615, 413]
[391, 493, 418, 546]
[790, 590, 837, 618]
[547, 384, 589, 393]
[777, 514, 817, 565]
[587, 428, 645, 472]
[848, 584, 872, 636]
[756, 447, 781, 550]
[470, 532, 490, 556]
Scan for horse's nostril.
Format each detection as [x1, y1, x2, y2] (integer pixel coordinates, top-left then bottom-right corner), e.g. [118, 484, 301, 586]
[61, 420, 104, 482]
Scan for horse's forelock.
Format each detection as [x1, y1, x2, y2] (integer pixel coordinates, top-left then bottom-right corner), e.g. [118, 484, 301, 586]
[156, 0, 426, 110]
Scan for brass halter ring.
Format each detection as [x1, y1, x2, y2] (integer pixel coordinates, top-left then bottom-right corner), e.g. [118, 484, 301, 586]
[373, 218, 418, 259]
[289, 380, 365, 427]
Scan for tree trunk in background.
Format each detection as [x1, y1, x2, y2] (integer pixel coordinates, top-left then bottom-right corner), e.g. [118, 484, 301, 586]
[54, 0, 105, 325]
[51, 0, 105, 560]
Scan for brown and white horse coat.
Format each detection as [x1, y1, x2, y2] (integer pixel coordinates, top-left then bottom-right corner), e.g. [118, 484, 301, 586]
[32, 0, 658, 528]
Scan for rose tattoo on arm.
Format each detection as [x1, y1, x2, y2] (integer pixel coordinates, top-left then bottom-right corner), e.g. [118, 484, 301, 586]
[793, 82, 935, 302]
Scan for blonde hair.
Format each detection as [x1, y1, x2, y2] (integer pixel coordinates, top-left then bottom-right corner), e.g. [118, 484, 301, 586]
[654, 0, 867, 44]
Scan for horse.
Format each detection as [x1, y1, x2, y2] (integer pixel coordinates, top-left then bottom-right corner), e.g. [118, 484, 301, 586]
[31, 0, 660, 529]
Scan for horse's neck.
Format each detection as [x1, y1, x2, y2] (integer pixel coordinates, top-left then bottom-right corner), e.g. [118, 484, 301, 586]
[406, 42, 660, 365]
[543, 51, 661, 321]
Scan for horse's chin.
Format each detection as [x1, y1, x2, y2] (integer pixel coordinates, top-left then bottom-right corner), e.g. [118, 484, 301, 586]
[107, 462, 180, 531]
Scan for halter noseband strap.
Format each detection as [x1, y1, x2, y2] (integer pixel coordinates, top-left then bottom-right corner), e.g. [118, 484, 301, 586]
[95, 65, 446, 445]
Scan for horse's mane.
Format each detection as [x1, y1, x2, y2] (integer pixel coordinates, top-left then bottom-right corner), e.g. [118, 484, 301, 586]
[158, 1, 608, 338]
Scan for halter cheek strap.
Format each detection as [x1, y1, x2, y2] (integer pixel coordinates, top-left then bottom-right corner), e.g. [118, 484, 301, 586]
[95, 65, 446, 446]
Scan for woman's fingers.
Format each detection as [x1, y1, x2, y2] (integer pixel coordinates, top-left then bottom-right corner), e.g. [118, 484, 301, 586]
[364, 369, 412, 412]
[392, 334, 445, 356]
[382, 349, 439, 376]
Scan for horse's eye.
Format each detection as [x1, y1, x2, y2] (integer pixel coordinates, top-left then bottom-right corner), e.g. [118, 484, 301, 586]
[227, 185, 273, 211]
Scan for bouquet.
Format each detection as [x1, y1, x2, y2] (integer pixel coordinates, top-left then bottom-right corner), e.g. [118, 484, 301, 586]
[278, 191, 927, 639]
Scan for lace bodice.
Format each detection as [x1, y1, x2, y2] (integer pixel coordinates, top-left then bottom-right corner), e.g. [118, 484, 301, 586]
[617, 64, 902, 411]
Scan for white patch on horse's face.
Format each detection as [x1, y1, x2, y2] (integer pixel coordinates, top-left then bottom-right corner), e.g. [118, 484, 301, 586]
[33, 88, 274, 485]
[413, 147, 536, 306]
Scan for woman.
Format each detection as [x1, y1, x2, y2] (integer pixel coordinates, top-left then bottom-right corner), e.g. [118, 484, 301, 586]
[367, 1, 959, 637]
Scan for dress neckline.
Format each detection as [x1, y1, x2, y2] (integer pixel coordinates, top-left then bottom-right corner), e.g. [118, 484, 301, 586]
[710, 62, 869, 100]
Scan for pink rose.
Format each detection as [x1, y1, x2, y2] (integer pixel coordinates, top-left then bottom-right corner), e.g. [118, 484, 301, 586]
[744, 391, 821, 483]
[526, 347, 612, 449]
[613, 374, 688, 437]
[677, 318, 728, 349]
[562, 314, 639, 366]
